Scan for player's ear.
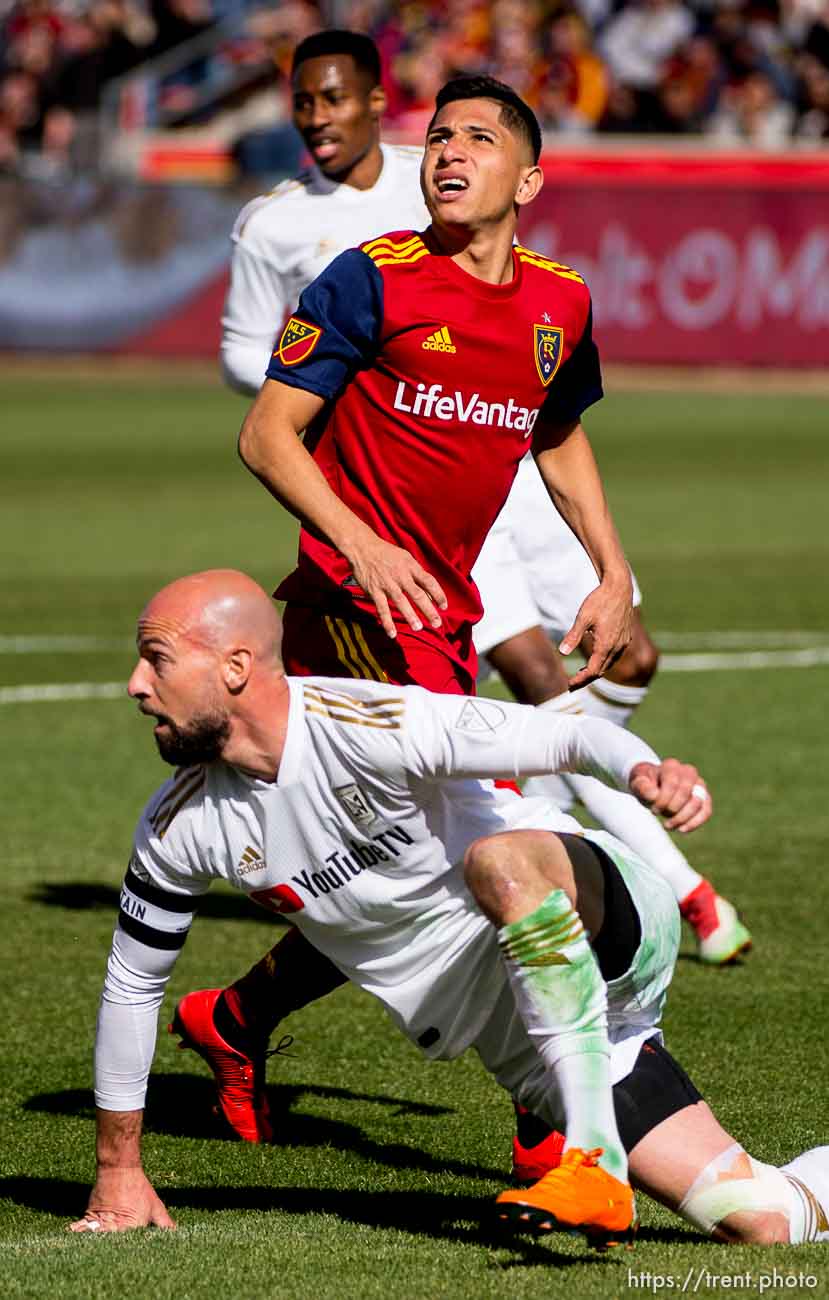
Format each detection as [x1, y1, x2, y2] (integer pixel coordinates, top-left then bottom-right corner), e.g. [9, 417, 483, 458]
[368, 84, 387, 119]
[222, 647, 253, 694]
[515, 164, 543, 208]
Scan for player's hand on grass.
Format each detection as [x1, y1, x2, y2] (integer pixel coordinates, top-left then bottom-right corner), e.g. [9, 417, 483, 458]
[346, 533, 448, 638]
[69, 1167, 176, 1234]
[629, 759, 712, 833]
[560, 578, 633, 689]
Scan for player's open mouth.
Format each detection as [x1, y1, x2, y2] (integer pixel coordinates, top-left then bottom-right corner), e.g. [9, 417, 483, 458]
[435, 176, 469, 199]
[309, 138, 340, 162]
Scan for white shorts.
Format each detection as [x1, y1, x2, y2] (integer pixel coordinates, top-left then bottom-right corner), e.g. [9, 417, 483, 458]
[367, 793, 679, 1105]
[472, 455, 641, 663]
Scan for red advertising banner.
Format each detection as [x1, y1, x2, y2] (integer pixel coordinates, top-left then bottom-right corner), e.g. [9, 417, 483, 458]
[519, 153, 829, 367]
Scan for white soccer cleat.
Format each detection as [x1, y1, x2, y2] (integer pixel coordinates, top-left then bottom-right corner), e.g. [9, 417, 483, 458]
[679, 881, 752, 965]
[781, 1147, 829, 1241]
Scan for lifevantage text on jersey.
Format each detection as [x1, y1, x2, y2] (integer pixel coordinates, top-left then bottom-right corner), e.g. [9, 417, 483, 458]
[393, 381, 540, 433]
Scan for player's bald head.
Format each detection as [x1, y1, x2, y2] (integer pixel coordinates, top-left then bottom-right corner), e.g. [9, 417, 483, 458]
[139, 569, 283, 668]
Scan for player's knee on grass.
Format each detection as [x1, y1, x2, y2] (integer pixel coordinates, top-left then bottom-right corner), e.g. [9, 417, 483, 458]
[486, 626, 569, 706]
[463, 830, 576, 925]
[714, 1210, 790, 1245]
[602, 612, 660, 687]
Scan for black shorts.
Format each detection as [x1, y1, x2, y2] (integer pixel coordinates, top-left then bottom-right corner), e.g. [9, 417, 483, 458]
[614, 1036, 703, 1153]
[557, 832, 642, 981]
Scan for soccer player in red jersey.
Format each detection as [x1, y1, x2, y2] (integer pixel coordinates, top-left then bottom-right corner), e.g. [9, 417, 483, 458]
[239, 73, 633, 696]
[172, 76, 634, 1174]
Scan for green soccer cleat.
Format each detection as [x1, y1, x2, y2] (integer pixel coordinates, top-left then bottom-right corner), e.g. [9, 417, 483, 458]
[680, 881, 752, 965]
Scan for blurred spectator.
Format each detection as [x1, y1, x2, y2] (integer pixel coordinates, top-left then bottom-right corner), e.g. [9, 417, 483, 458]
[706, 69, 795, 144]
[392, 31, 453, 134]
[3, 0, 829, 174]
[795, 51, 829, 136]
[149, 0, 213, 58]
[600, 0, 695, 98]
[802, 9, 829, 67]
[36, 0, 154, 167]
[0, 68, 43, 164]
[52, 0, 154, 113]
[3, 0, 64, 51]
[537, 11, 609, 132]
[651, 33, 724, 131]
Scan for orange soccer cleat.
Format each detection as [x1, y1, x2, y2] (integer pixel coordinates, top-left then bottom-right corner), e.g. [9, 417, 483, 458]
[169, 988, 274, 1142]
[496, 1146, 637, 1249]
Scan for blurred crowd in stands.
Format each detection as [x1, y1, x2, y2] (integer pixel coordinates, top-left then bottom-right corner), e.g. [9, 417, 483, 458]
[2, 0, 829, 175]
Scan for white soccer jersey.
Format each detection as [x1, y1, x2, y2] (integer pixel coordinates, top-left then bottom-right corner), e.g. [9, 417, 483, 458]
[96, 677, 662, 1111]
[220, 143, 428, 394]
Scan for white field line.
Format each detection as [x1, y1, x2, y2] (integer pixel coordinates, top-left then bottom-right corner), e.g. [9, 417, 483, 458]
[654, 630, 829, 649]
[0, 636, 131, 653]
[659, 647, 829, 672]
[2, 631, 827, 656]
[3, 646, 829, 705]
[0, 682, 124, 704]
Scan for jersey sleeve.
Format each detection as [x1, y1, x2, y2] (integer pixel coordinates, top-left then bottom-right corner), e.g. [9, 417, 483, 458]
[538, 303, 603, 427]
[264, 249, 384, 400]
[220, 237, 291, 396]
[402, 688, 659, 790]
[94, 791, 212, 1112]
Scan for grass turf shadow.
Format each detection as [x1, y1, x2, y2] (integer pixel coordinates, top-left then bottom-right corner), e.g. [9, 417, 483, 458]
[0, 1175, 652, 1268]
[29, 881, 282, 926]
[24, 1075, 501, 1183]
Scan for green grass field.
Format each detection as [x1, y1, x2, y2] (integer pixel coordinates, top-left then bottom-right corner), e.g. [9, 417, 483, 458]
[1, 370, 828, 1299]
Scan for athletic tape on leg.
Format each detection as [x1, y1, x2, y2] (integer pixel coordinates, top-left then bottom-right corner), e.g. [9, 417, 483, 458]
[679, 1142, 805, 1240]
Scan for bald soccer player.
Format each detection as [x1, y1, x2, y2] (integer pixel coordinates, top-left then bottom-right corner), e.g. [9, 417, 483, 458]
[70, 572, 828, 1249]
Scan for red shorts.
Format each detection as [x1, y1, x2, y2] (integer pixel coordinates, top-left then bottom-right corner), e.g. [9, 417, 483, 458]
[282, 602, 477, 696]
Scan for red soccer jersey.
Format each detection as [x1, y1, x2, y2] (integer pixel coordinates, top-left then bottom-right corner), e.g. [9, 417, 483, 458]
[267, 230, 602, 646]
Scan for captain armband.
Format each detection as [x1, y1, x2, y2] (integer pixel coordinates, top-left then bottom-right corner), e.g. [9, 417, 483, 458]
[118, 864, 198, 951]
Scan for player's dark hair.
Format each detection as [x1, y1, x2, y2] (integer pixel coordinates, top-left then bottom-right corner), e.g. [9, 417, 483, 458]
[430, 75, 542, 164]
[292, 29, 382, 86]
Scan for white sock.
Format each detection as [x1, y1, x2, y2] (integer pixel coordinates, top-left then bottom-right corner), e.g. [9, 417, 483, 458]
[578, 678, 649, 729]
[498, 887, 627, 1180]
[781, 1148, 829, 1242]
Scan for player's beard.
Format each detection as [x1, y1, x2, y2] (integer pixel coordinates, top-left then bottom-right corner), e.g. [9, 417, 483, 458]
[154, 709, 231, 767]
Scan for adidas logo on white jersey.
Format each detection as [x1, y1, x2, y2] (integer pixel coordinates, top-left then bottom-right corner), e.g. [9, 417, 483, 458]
[422, 325, 456, 353]
[236, 844, 265, 876]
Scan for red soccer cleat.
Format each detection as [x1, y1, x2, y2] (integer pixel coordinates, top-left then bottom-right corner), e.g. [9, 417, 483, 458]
[512, 1105, 566, 1184]
[679, 880, 752, 965]
[169, 988, 273, 1142]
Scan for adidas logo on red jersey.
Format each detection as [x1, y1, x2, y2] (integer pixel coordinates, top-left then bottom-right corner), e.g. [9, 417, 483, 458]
[422, 326, 456, 354]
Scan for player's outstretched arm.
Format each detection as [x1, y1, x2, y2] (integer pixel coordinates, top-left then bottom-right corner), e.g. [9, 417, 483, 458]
[533, 420, 633, 688]
[239, 380, 447, 637]
[629, 758, 712, 833]
[69, 1109, 175, 1234]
